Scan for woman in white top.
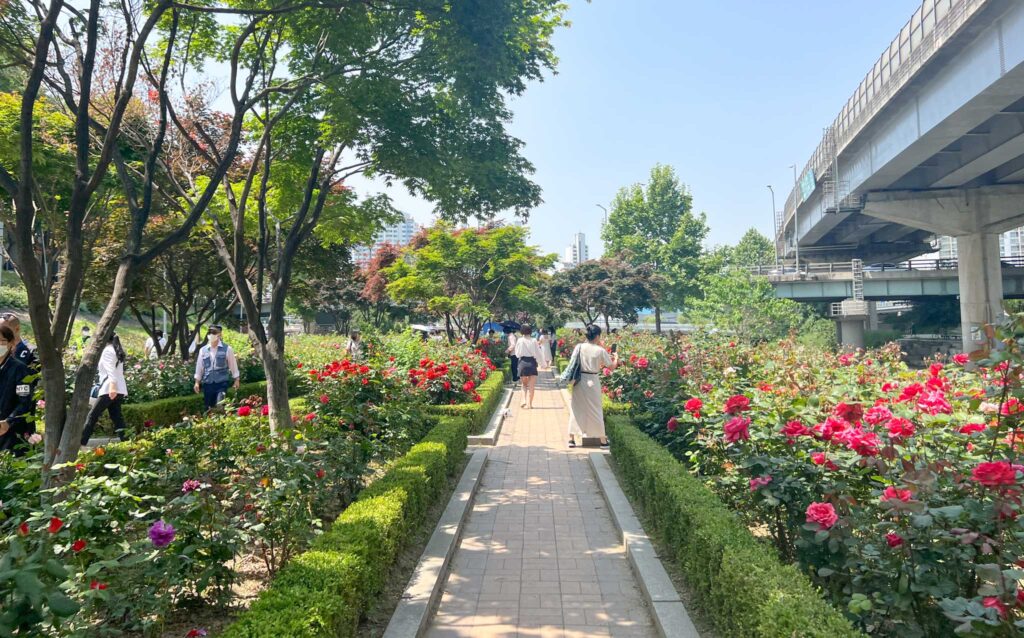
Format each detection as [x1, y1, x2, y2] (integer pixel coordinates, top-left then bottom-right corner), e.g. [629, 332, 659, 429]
[560, 324, 618, 448]
[512, 324, 544, 409]
[537, 329, 552, 370]
[345, 329, 364, 360]
[81, 333, 129, 445]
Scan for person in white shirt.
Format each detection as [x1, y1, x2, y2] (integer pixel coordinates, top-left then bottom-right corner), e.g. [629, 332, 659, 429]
[144, 329, 168, 360]
[193, 325, 240, 410]
[537, 329, 552, 370]
[513, 324, 544, 409]
[505, 327, 520, 387]
[345, 330, 364, 360]
[81, 333, 129, 444]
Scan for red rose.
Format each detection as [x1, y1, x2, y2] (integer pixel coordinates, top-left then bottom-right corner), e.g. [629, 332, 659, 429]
[953, 352, 969, 365]
[971, 461, 1018, 488]
[462, 381, 475, 393]
[959, 422, 985, 435]
[72, 539, 87, 552]
[237, 406, 252, 417]
[880, 486, 912, 502]
[636, 357, 649, 369]
[886, 417, 915, 442]
[983, 597, 1008, 619]
[885, 532, 904, 548]
[684, 398, 702, 416]
[261, 405, 269, 416]
[917, 390, 951, 415]
[473, 394, 482, 403]
[315, 469, 326, 480]
[723, 417, 750, 443]
[780, 421, 810, 439]
[319, 394, 330, 404]
[723, 395, 750, 415]
[443, 381, 451, 391]
[304, 413, 316, 421]
[17, 522, 29, 536]
[832, 402, 863, 422]
[811, 452, 837, 471]
[864, 405, 892, 426]
[48, 517, 63, 534]
[89, 580, 108, 590]
[144, 419, 155, 428]
[805, 502, 838, 529]
[666, 416, 678, 432]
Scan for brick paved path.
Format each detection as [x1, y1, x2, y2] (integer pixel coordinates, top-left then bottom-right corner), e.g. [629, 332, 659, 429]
[425, 372, 658, 638]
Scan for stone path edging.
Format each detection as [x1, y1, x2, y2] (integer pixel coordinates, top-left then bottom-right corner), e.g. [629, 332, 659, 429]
[467, 388, 513, 446]
[384, 447, 489, 638]
[589, 452, 701, 638]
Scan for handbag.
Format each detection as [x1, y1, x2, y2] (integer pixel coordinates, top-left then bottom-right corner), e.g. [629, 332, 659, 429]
[89, 376, 108, 404]
[561, 345, 582, 387]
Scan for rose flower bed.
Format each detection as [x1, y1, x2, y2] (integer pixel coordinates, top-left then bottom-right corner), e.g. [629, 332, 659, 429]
[1, 340, 505, 636]
[601, 327, 1024, 637]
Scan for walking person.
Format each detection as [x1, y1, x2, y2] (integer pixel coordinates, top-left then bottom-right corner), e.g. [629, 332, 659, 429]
[144, 329, 167, 360]
[193, 325, 240, 410]
[547, 326, 557, 362]
[0, 312, 36, 370]
[537, 329, 552, 370]
[560, 324, 618, 448]
[505, 326, 520, 387]
[513, 325, 544, 409]
[0, 324, 36, 456]
[81, 333, 129, 445]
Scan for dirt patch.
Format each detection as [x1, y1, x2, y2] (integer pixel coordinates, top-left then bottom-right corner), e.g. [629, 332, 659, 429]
[358, 453, 470, 637]
[607, 457, 721, 638]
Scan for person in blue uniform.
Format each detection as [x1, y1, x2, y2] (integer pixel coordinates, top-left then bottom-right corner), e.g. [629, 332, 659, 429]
[0, 324, 35, 456]
[193, 325, 240, 410]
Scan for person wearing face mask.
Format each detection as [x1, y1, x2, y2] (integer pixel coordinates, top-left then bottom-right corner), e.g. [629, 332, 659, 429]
[80, 333, 129, 445]
[193, 325, 240, 410]
[0, 324, 36, 455]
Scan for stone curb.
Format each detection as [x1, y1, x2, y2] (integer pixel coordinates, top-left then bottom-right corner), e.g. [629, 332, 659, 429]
[589, 452, 701, 638]
[467, 388, 513, 446]
[383, 447, 488, 638]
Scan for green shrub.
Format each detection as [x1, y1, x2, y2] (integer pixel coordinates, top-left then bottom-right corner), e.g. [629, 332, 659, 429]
[221, 415, 471, 638]
[426, 370, 506, 432]
[607, 416, 861, 638]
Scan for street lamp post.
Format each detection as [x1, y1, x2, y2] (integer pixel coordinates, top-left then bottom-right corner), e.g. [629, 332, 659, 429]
[789, 164, 800, 269]
[767, 185, 778, 266]
[595, 204, 607, 226]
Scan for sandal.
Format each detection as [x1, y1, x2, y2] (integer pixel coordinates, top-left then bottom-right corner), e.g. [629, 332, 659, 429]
[568, 439, 577, 448]
[599, 440, 610, 448]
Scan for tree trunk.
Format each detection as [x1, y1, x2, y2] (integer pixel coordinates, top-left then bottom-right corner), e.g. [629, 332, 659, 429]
[655, 306, 662, 334]
[604, 314, 611, 333]
[260, 337, 292, 434]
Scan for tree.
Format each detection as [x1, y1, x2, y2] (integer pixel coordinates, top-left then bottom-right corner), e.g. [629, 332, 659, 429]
[386, 223, 555, 342]
[690, 268, 835, 347]
[544, 258, 658, 330]
[602, 164, 708, 332]
[728, 228, 775, 267]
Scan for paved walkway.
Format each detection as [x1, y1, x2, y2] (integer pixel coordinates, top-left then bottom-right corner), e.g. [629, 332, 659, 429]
[425, 372, 658, 638]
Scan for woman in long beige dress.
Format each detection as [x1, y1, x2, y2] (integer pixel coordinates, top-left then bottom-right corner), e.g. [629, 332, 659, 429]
[560, 325, 617, 448]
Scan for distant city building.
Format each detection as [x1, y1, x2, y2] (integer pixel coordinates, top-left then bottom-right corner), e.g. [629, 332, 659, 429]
[563, 232, 588, 268]
[351, 214, 419, 266]
[933, 228, 1024, 261]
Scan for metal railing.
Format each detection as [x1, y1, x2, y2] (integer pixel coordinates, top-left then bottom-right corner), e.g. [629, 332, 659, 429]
[747, 255, 1024, 276]
[779, 0, 988, 243]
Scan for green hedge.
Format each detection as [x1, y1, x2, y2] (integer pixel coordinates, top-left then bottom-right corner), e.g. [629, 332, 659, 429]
[96, 377, 308, 435]
[426, 370, 506, 433]
[607, 416, 862, 638]
[221, 414, 471, 638]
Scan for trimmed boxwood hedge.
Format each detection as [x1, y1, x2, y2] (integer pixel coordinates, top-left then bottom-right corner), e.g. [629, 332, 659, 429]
[425, 369, 506, 433]
[607, 416, 863, 638]
[95, 377, 308, 435]
[220, 414, 471, 638]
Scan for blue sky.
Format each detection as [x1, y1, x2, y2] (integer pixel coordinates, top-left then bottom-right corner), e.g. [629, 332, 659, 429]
[355, 0, 923, 258]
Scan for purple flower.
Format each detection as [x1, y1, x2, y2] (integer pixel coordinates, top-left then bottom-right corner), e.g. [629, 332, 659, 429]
[181, 479, 201, 494]
[148, 520, 176, 548]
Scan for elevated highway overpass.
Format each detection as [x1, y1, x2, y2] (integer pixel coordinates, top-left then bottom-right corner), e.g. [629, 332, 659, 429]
[778, 0, 1024, 352]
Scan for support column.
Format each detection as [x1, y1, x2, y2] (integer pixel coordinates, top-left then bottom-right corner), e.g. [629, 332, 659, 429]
[837, 318, 866, 350]
[956, 232, 1004, 354]
[868, 301, 879, 331]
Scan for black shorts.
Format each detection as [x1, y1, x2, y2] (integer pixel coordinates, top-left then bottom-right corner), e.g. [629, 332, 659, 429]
[518, 356, 538, 378]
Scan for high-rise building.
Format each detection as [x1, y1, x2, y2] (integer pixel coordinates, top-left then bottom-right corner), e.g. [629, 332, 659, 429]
[563, 232, 588, 267]
[351, 214, 419, 266]
[934, 228, 1024, 261]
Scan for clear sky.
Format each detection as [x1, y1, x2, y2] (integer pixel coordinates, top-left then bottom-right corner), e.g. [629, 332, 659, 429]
[352, 0, 924, 259]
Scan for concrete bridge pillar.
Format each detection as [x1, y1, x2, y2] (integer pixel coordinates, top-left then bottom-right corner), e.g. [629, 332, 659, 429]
[837, 318, 866, 350]
[956, 232, 1004, 354]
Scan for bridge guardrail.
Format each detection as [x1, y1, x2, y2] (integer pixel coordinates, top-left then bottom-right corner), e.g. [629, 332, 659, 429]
[779, 0, 987, 243]
[747, 255, 1024, 276]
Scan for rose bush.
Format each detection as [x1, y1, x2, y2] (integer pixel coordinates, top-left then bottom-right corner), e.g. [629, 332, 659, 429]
[602, 326, 1024, 636]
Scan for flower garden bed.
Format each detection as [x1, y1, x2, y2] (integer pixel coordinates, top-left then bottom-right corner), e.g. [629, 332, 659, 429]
[596, 328, 1024, 636]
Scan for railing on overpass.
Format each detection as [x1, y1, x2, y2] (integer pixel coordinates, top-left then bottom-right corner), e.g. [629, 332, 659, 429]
[779, 0, 987, 243]
[747, 255, 1024, 276]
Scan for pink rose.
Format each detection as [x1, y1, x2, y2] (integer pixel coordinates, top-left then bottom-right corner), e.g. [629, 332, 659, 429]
[952, 353, 969, 365]
[749, 476, 771, 491]
[959, 422, 985, 435]
[780, 420, 811, 439]
[885, 532, 904, 548]
[805, 502, 838, 530]
[666, 416, 678, 433]
[971, 461, 1018, 488]
[723, 416, 750, 443]
[880, 486, 912, 502]
[636, 357, 649, 369]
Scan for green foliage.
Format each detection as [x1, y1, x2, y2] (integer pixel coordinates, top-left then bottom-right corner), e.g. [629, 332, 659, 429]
[386, 223, 555, 340]
[221, 415, 471, 638]
[544, 257, 659, 326]
[607, 417, 862, 638]
[602, 164, 709, 314]
[690, 268, 835, 346]
[721, 228, 776, 268]
[426, 370, 507, 432]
